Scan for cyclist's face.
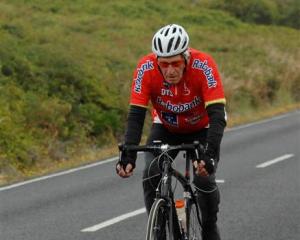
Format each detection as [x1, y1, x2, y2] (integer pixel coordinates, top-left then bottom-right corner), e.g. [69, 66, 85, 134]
[157, 55, 185, 84]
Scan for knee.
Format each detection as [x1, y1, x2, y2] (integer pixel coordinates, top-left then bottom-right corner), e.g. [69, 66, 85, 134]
[197, 188, 220, 209]
[193, 174, 217, 192]
[142, 153, 161, 192]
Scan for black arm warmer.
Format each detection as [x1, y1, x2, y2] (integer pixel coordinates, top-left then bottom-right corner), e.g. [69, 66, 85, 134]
[124, 105, 147, 145]
[205, 103, 227, 159]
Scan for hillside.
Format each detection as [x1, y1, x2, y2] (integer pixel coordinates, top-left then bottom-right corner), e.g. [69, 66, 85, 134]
[0, 0, 299, 184]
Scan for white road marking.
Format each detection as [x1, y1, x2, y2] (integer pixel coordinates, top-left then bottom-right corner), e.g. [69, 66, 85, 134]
[216, 179, 225, 183]
[81, 208, 146, 232]
[256, 154, 294, 168]
[0, 156, 118, 191]
[226, 111, 298, 132]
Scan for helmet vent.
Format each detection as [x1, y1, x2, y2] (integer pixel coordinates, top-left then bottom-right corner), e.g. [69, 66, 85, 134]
[153, 38, 157, 51]
[158, 38, 163, 53]
[165, 28, 170, 36]
[172, 27, 177, 33]
[174, 37, 181, 50]
[167, 37, 174, 52]
[182, 38, 187, 50]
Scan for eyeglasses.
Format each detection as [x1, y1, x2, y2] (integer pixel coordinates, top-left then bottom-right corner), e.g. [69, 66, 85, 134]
[157, 59, 185, 68]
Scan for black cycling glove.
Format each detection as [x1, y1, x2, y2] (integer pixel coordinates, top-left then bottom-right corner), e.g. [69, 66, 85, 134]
[194, 144, 217, 175]
[118, 149, 137, 171]
[202, 153, 216, 175]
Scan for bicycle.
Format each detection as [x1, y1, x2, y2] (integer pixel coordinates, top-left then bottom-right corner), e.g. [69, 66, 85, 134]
[119, 140, 205, 240]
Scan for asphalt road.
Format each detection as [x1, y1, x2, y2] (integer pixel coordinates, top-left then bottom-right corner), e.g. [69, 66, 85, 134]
[1, 111, 299, 240]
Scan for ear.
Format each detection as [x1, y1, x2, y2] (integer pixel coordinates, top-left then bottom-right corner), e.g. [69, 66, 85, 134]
[182, 50, 190, 65]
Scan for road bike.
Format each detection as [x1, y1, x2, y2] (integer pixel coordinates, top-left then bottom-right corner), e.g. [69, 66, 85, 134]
[119, 141, 204, 240]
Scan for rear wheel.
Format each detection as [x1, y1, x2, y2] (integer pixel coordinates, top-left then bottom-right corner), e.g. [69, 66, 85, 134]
[186, 199, 202, 240]
[146, 198, 173, 240]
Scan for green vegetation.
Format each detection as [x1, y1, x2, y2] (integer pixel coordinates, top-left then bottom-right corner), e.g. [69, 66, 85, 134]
[202, 0, 300, 29]
[0, 0, 299, 184]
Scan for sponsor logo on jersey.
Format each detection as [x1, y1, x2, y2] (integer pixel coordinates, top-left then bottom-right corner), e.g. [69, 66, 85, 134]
[134, 60, 154, 93]
[161, 89, 174, 96]
[185, 114, 203, 125]
[156, 96, 201, 113]
[192, 59, 217, 88]
[161, 112, 178, 126]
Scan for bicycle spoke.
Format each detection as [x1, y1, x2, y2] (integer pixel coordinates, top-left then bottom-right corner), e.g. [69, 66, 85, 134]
[146, 199, 172, 240]
[187, 201, 202, 240]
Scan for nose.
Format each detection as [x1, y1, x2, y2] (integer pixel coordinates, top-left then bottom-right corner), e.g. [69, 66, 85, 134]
[166, 64, 175, 73]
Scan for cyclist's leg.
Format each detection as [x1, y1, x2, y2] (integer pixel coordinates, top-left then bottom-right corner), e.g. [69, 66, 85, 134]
[193, 174, 221, 240]
[186, 129, 221, 240]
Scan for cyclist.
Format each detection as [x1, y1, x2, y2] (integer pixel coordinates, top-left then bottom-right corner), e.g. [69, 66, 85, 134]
[116, 24, 226, 240]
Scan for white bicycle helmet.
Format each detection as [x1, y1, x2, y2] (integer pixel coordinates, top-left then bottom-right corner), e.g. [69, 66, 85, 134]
[152, 24, 189, 57]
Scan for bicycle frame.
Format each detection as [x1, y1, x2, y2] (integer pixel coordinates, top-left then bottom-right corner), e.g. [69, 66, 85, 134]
[157, 150, 202, 239]
[119, 142, 204, 239]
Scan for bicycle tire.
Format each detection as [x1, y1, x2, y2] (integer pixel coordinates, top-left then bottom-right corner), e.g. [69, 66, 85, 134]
[186, 199, 202, 240]
[146, 198, 173, 240]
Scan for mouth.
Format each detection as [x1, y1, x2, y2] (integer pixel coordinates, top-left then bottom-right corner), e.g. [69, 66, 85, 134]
[166, 76, 177, 80]
[164, 73, 181, 83]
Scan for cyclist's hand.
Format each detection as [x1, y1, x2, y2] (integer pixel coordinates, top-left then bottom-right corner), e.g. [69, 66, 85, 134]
[194, 160, 209, 177]
[203, 154, 216, 175]
[116, 163, 134, 178]
[194, 155, 216, 176]
[116, 149, 136, 178]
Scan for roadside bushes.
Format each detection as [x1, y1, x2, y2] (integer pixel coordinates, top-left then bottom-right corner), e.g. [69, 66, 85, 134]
[0, 36, 125, 172]
[206, 0, 300, 29]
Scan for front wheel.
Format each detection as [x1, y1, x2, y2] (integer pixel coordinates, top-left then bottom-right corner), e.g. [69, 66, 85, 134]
[146, 198, 174, 240]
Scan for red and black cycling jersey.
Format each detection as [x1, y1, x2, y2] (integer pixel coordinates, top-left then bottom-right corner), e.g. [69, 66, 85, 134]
[129, 48, 226, 134]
